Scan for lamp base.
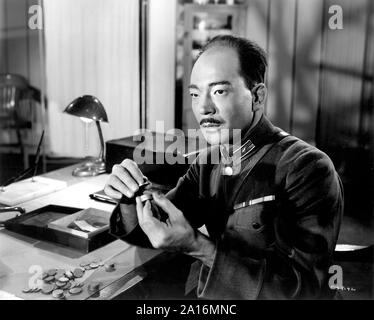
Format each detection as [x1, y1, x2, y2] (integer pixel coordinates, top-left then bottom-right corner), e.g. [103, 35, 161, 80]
[72, 158, 106, 177]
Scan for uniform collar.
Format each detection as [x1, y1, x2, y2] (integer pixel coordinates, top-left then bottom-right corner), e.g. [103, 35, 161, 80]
[220, 114, 283, 161]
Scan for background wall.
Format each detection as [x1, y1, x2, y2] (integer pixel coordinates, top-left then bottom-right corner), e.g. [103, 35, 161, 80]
[147, 0, 176, 132]
[244, 0, 374, 219]
[0, 0, 43, 146]
[0, 0, 41, 88]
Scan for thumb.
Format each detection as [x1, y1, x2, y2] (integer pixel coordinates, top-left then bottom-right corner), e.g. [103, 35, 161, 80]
[152, 192, 182, 222]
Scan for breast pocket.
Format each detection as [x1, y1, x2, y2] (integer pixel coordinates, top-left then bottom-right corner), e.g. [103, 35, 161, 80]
[235, 203, 267, 231]
[232, 201, 276, 249]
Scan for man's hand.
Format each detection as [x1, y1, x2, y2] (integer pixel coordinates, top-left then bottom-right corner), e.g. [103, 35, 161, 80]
[136, 192, 216, 267]
[104, 159, 146, 199]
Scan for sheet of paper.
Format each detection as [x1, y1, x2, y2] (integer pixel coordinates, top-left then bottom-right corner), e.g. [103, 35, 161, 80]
[74, 220, 99, 232]
[0, 177, 67, 206]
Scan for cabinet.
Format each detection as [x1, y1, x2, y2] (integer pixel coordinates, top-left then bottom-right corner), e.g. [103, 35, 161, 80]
[180, 3, 248, 131]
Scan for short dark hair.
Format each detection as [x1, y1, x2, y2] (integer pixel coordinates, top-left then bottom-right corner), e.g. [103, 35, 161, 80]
[196, 35, 267, 90]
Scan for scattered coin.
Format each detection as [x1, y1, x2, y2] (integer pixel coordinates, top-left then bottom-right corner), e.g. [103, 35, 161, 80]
[63, 282, 72, 290]
[69, 287, 83, 295]
[47, 269, 57, 276]
[79, 262, 90, 267]
[41, 272, 49, 280]
[41, 284, 55, 295]
[89, 263, 99, 269]
[73, 268, 85, 278]
[55, 281, 67, 287]
[58, 277, 69, 283]
[22, 264, 89, 297]
[54, 271, 65, 280]
[44, 276, 55, 283]
[84, 265, 92, 270]
[52, 289, 64, 299]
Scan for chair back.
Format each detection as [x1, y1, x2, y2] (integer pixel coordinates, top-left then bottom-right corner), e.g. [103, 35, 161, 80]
[0, 74, 30, 128]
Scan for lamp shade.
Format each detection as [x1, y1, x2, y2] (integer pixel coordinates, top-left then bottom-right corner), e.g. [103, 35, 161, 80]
[64, 95, 108, 122]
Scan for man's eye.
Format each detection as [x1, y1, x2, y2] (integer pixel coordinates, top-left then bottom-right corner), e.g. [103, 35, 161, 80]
[214, 89, 226, 95]
[190, 92, 199, 98]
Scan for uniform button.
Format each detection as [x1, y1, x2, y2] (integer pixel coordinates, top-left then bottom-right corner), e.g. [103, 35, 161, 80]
[252, 222, 261, 230]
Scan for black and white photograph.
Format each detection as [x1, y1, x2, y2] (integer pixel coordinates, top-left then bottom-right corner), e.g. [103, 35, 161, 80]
[0, 0, 373, 309]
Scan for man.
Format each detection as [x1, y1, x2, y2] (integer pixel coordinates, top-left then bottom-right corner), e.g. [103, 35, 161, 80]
[105, 35, 343, 299]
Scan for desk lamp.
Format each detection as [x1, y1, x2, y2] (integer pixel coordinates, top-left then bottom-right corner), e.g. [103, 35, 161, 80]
[64, 95, 108, 177]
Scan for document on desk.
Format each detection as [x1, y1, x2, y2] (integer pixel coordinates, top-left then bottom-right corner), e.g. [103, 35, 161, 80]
[0, 290, 23, 300]
[0, 177, 67, 206]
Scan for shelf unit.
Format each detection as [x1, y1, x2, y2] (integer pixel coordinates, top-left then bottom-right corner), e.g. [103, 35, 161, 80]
[181, 3, 248, 131]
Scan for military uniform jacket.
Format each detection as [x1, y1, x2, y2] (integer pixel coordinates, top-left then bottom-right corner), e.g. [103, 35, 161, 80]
[110, 115, 344, 299]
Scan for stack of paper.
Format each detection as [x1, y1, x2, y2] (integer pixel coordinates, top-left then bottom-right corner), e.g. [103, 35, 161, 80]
[0, 177, 67, 206]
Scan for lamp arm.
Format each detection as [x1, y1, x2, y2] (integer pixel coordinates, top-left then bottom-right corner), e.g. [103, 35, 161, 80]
[95, 121, 105, 162]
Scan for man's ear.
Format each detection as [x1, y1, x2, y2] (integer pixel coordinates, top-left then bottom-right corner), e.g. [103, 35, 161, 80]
[251, 83, 267, 111]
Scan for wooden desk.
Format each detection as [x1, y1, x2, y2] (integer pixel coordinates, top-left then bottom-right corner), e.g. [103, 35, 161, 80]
[0, 164, 160, 300]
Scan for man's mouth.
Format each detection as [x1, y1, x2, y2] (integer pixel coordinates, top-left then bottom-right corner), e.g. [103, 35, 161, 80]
[200, 118, 223, 128]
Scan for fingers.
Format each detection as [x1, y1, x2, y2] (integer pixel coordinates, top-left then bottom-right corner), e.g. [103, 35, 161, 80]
[136, 198, 163, 235]
[136, 196, 145, 224]
[105, 175, 134, 198]
[151, 192, 183, 222]
[106, 159, 146, 198]
[103, 184, 122, 199]
[121, 159, 145, 186]
[112, 164, 139, 194]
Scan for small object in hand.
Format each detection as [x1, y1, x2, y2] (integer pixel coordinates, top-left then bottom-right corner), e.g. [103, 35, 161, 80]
[52, 289, 65, 299]
[140, 193, 153, 202]
[104, 263, 116, 272]
[69, 287, 83, 295]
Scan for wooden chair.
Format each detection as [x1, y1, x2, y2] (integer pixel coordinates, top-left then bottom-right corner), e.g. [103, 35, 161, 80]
[0, 74, 36, 169]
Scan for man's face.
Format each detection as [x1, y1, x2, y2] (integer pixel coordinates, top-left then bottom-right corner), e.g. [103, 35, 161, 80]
[189, 46, 254, 145]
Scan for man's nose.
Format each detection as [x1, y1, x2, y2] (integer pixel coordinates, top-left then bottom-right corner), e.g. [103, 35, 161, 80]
[199, 93, 216, 115]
